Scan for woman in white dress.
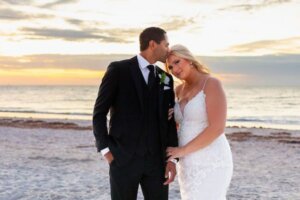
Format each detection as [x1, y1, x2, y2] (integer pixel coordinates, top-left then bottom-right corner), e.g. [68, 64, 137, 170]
[166, 44, 233, 200]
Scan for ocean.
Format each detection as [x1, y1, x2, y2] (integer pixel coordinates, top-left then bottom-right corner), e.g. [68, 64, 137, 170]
[0, 85, 299, 130]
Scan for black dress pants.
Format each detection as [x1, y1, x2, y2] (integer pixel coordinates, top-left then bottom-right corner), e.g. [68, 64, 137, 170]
[109, 153, 168, 200]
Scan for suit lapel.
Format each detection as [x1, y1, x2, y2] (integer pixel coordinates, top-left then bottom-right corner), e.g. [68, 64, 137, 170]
[129, 56, 144, 111]
[156, 68, 164, 119]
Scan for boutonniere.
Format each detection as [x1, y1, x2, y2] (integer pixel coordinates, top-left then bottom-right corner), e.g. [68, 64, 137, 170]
[158, 72, 170, 85]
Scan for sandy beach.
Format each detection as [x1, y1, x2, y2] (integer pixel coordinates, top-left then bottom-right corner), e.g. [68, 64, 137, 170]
[0, 117, 299, 200]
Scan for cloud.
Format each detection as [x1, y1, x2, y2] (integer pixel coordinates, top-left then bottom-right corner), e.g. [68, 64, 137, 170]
[158, 17, 196, 31]
[219, 0, 291, 12]
[0, 8, 144, 43]
[0, 0, 33, 5]
[199, 54, 300, 86]
[0, 54, 132, 70]
[65, 18, 108, 29]
[213, 73, 250, 84]
[58, 16, 197, 44]
[39, 0, 78, 8]
[64, 16, 197, 42]
[1, 53, 299, 86]
[19, 27, 131, 42]
[63, 17, 197, 43]
[224, 36, 300, 54]
[0, 8, 53, 20]
[103, 28, 141, 40]
[0, 8, 30, 20]
[66, 19, 85, 26]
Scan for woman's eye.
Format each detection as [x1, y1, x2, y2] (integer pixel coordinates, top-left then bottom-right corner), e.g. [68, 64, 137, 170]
[168, 65, 173, 70]
[175, 60, 180, 64]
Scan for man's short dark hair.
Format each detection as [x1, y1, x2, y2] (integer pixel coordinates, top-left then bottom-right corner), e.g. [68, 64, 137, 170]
[139, 27, 166, 51]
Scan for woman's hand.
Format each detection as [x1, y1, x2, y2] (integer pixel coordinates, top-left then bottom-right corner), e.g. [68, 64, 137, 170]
[166, 146, 187, 161]
[168, 108, 174, 120]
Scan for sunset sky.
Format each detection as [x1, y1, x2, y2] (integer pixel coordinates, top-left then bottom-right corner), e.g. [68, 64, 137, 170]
[0, 0, 299, 85]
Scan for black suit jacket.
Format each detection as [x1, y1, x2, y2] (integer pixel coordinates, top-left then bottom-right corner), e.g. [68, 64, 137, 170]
[93, 56, 178, 166]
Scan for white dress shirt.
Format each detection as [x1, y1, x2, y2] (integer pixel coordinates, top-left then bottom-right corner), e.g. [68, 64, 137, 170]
[137, 53, 157, 84]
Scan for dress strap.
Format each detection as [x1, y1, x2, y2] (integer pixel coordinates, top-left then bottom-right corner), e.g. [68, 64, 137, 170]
[202, 77, 210, 91]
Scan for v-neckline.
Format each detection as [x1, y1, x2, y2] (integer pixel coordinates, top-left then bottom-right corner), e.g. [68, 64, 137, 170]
[178, 90, 204, 116]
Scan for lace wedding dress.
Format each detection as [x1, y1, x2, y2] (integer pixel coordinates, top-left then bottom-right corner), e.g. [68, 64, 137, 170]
[174, 84, 233, 200]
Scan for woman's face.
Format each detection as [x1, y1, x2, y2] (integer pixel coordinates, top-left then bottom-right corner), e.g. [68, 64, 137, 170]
[167, 54, 191, 80]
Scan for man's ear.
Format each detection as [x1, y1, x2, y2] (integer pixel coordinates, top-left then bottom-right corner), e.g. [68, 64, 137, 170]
[149, 40, 157, 49]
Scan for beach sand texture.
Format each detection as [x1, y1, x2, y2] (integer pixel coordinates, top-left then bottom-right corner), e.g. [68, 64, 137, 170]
[0, 118, 299, 200]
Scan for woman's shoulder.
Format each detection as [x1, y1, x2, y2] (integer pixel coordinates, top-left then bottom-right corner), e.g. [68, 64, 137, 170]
[203, 76, 224, 93]
[205, 76, 222, 86]
[203, 75, 223, 95]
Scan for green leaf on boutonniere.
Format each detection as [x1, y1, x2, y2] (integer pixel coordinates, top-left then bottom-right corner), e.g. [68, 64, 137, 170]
[159, 72, 166, 85]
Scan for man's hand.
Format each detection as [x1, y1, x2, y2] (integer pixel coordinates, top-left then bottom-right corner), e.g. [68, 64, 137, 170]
[163, 161, 177, 185]
[104, 151, 114, 164]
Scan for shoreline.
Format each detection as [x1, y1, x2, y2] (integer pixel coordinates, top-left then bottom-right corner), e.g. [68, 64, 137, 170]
[0, 117, 92, 130]
[1, 110, 300, 131]
[1, 116, 299, 130]
[0, 117, 299, 144]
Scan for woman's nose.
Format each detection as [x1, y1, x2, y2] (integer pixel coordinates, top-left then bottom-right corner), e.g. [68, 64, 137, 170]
[172, 65, 179, 73]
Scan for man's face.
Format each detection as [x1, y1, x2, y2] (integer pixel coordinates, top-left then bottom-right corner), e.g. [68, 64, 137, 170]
[154, 34, 169, 63]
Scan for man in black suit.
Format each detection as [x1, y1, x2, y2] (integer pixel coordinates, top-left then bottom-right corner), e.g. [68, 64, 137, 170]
[93, 27, 178, 200]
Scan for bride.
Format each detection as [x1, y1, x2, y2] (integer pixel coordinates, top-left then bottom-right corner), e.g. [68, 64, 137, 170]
[166, 44, 233, 200]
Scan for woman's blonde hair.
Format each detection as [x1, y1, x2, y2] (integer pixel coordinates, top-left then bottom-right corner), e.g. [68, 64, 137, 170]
[166, 44, 210, 74]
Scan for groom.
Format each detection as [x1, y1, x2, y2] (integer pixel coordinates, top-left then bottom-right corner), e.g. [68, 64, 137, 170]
[93, 27, 178, 200]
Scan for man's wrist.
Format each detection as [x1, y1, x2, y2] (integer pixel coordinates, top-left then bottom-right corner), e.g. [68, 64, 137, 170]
[100, 147, 110, 156]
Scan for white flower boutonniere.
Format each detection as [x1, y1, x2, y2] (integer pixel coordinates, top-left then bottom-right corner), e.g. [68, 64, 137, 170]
[158, 72, 170, 85]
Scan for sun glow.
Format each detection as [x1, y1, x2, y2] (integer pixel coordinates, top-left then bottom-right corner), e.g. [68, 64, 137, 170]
[0, 68, 105, 85]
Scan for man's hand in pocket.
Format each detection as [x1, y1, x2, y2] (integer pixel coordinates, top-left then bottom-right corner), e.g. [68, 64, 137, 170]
[104, 151, 114, 164]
